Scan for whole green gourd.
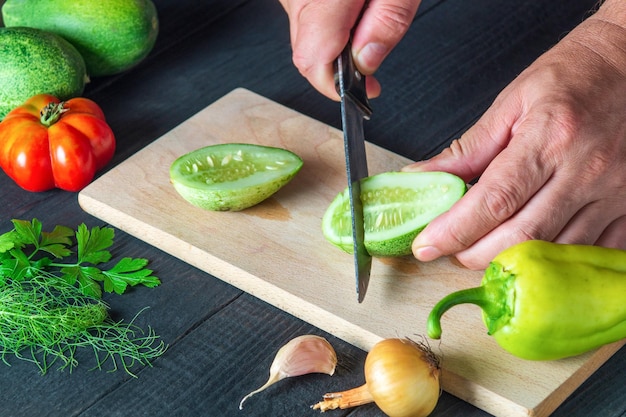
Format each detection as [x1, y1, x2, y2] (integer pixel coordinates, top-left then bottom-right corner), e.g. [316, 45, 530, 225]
[0, 27, 87, 120]
[2, 0, 159, 77]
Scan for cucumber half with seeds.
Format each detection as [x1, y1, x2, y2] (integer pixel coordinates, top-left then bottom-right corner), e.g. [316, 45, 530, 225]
[170, 143, 303, 211]
[322, 171, 466, 257]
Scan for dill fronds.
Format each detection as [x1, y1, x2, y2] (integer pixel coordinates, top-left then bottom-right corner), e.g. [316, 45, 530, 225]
[0, 273, 166, 375]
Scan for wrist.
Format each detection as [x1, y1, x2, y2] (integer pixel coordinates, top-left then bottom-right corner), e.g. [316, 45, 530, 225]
[564, 2, 626, 71]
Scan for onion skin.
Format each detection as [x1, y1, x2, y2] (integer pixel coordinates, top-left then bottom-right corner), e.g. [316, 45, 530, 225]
[365, 338, 441, 417]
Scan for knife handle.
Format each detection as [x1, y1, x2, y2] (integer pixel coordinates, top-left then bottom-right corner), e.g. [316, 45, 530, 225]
[334, 42, 373, 118]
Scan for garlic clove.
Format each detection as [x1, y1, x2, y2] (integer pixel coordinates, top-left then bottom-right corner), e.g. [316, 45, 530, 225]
[273, 334, 337, 378]
[239, 334, 337, 409]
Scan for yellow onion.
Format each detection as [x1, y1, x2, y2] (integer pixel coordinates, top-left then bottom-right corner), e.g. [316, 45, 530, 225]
[313, 338, 441, 417]
[365, 338, 441, 417]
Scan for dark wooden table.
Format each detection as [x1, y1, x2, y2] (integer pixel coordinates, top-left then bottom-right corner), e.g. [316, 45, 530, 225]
[2, 1, 625, 416]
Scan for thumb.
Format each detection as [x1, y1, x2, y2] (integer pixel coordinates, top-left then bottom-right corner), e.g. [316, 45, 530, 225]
[402, 103, 517, 183]
[352, 0, 422, 74]
[404, 91, 525, 264]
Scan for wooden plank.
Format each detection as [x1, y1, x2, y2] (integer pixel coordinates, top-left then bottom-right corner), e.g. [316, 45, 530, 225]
[79, 88, 624, 417]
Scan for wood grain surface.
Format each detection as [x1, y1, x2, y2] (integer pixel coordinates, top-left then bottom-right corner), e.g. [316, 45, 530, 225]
[79, 88, 625, 417]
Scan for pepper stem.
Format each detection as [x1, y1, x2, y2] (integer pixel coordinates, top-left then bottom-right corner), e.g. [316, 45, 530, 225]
[427, 275, 511, 339]
[39, 101, 68, 127]
[311, 383, 374, 411]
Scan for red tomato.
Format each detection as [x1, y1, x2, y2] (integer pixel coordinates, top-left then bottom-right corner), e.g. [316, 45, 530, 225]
[0, 94, 115, 192]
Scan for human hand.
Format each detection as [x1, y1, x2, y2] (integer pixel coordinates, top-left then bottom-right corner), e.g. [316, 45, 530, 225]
[278, 0, 422, 100]
[403, 6, 626, 270]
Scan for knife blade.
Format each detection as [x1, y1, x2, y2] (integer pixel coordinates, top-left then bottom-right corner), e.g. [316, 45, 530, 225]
[334, 42, 372, 303]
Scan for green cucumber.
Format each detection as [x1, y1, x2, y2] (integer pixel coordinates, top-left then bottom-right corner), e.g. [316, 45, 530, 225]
[322, 171, 467, 257]
[0, 27, 87, 120]
[2, 0, 159, 77]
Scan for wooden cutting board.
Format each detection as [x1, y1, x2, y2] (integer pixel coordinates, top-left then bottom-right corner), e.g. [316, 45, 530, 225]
[79, 88, 624, 417]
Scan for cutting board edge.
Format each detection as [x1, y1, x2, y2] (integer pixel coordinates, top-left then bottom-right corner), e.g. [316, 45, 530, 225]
[441, 368, 531, 417]
[529, 339, 626, 417]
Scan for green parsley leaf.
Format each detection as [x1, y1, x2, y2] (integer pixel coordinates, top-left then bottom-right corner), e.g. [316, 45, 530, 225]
[61, 265, 104, 299]
[10, 218, 42, 247]
[6, 248, 31, 281]
[0, 230, 16, 253]
[0, 219, 161, 298]
[38, 225, 74, 259]
[102, 257, 161, 294]
[76, 224, 114, 265]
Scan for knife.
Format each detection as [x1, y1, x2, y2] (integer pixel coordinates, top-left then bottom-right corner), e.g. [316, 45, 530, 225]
[334, 42, 372, 303]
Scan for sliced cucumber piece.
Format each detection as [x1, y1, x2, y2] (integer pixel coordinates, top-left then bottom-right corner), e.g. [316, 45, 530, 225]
[170, 143, 303, 211]
[322, 171, 466, 257]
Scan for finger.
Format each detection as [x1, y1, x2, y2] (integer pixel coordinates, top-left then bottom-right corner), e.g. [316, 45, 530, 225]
[596, 215, 626, 250]
[451, 173, 589, 269]
[365, 75, 382, 98]
[286, 0, 365, 100]
[402, 89, 520, 183]
[352, 0, 422, 74]
[453, 198, 626, 270]
[401, 134, 499, 183]
[451, 162, 626, 269]
[412, 128, 555, 266]
[554, 198, 625, 245]
[404, 88, 524, 263]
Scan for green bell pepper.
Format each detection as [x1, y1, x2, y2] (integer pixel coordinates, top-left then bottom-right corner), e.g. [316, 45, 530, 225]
[427, 240, 626, 360]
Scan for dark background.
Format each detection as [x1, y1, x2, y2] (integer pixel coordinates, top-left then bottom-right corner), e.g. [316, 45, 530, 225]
[2, 1, 624, 416]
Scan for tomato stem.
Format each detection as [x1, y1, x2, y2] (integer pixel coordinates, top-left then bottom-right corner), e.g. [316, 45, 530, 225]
[311, 383, 374, 411]
[40, 102, 68, 127]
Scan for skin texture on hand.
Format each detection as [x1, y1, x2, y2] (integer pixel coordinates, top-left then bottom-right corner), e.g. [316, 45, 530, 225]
[404, 1, 626, 269]
[277, 0, 422, 100]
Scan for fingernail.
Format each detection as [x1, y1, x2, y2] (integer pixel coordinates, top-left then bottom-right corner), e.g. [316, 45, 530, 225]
[356, 43, 388, 73]
[414, 245, 443, 262]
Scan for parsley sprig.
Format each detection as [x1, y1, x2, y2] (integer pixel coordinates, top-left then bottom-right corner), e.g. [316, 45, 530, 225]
[0, 218, 161, 298]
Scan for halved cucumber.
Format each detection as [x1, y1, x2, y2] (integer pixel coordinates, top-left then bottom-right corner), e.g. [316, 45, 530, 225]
[322, 171, 466, 257]
[170, 143, 303, 211]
